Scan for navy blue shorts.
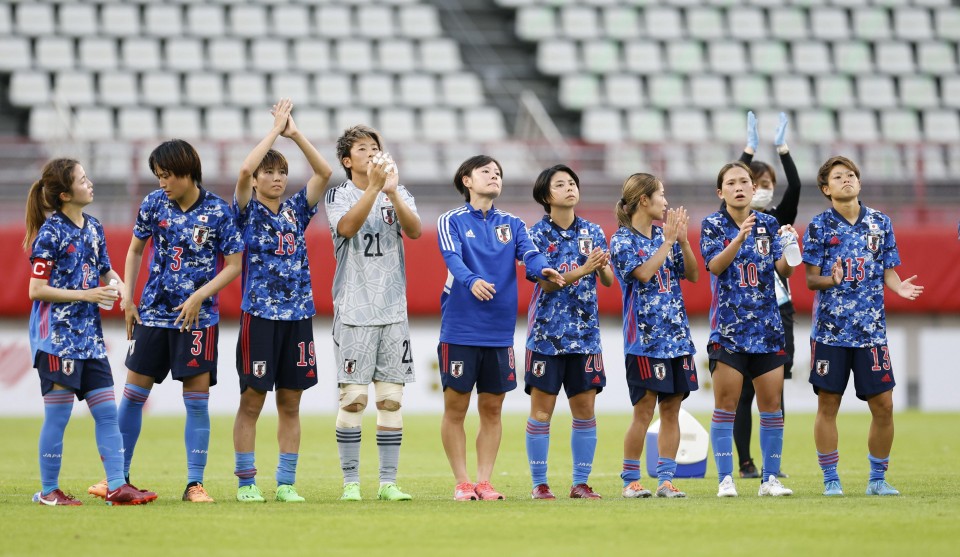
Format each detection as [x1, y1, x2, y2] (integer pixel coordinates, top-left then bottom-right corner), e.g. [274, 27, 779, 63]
[810, 342, 895, 401]
[35, 351, 113, 400]
[708, 342, 789, 380]
[125, 324, 219, 386]
[625, 354, 698, 405]
[524, 350, 605, 398]
[437, 342, 516, 395]
[236, 312, 318, 393]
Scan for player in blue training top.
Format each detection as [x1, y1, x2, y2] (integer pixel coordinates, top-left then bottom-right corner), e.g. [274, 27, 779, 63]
[524, 164, 614, 500]
[232, 99, 333, 503]
[611, 173, 699, 500]
[88, 140, 244, 504]
[700, 161, 798, 498]
[438, 155, 564, 501]
[802, 156, 923, 497]
[25, 159, 156, 507]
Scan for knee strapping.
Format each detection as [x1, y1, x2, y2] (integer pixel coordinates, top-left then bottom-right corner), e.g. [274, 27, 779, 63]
[337, 384, 368, 428]
[375, 382, 403, 428]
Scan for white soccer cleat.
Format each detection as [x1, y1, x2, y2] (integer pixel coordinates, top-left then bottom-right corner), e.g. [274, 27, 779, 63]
[758, 475, 794, 496]
[717, 475, 738, 497]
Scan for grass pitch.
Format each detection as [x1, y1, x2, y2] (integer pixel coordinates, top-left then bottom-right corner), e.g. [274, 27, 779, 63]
[1, 411, 957, 557]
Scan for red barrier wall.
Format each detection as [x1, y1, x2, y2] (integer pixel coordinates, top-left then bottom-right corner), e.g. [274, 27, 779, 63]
[5, 224, 959, 317]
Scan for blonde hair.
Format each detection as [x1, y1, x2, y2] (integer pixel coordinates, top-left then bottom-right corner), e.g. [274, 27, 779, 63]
[616, 173, 660, 227]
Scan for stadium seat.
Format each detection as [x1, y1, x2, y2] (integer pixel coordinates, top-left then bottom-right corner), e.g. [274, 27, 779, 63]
[187, 5, 226, 38]
[289, 108, 331, 141]
[791, 41, 832, 75]
[185, 73, 225, 107]
[400, 142, 443, 182]
[623, 41, 663, 74]
[15, 3, 54, 36]
[205, 107, 247, 140]
[727, 7, 766, 41]
[0, 4, 10, 36]
[689, 75, 728, 108]
[54, 71, 95, 106]
[604, 145, 649, 181]
[942, 76, 960, 108]
[399, 74, 438, 107]
[749, 40, 789, 74]
[35, 38, 75, 71]
[810, 7, 850, 41]
[582, 108, 624, 143]
[208, 39, 247, 71]
[161, 107, 203, 139]
[58, 4, 97, 37]
[101, 4, 141, 37]
[98, 72, 139, 107]
[292, 40, 331, 72]
[463, 106, 507, 142]
[769, 8, 808, 40]
[898, 75, 939, 109]
[773, 75, 813, 109]
[874, 42, 915, 74]
[601, 6, 640, 40]
[121, 39, 162, 72]
[74, 108, 115, 141]
[28, 107, 71, 141]
[922, 109, 960, 142]
[9, 72, 51, 107]
[377, 107, 418, 141]
[730, 75, 770, 109]
[880, 109, 921, 142]
[669, 109, 710, 142]
[0, 38, 30, 71]
[399, 5, 442, 39]
[335, 39, 375, 73]
[314, 74, 353, 107]
[273, 5, 310, 39]
[378, 39, 416, 73]
[442, 73, 484, 107]
[230, 5, 266, 39]
[582, 40, 621, 73]
[666, 41, 705, 74]
[647, 75, 688, 108]
[916, 42, 956, 75]
[893, 7, 933, 41]
[852, 9, 891, 40]
[856, 76, 896, 109]
[165, 39, 205, 72]
[419, 39, 463, 73]
[75, 39, 117, 72]
[357, 5, 395, 39]
[141, 73, 182, 107]
[934, 7, 960, 41]
[144, 5, 183, 37]
[838, 109, 879, 142]
[814, 75, 855, 109]
[357, 73, 396, 107]
[252, 39, 290, 72]
[420, 108, 460, 141]
[559, 74, 601, 110]
[537, 40, 579, 75]
[227, 73, 267, 107]
[644, 8, 682, 41]
[317, 6, 352, 39]
[686, 7, 724, 40]
[711, 108, 747, 143]
[708, 41, 747, 75]
[796, 109, 837, 143]
[833, 41, 873, 74]
[270, 73, 309, 103]
[516, 6, 557, 41]
[561, 6, 599, 40]
[604, 74, 644, 108]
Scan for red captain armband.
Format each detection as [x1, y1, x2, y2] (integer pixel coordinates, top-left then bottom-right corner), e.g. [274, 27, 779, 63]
[32, 258, 53, 279]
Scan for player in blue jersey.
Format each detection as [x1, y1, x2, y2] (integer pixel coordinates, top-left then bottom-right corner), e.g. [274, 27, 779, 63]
[611, 173, 699, 500]
[25, 158, 156, 506]
[701, 161, 798, 498]
[803, 156, 923, 497]
[232, 99, 333, 503]
[524, 164, 614, 500]
[89, 140, 244, 503]
[438, 155, 564, 501]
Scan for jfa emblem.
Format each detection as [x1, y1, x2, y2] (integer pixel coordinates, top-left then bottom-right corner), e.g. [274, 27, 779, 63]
[281, 208, 297, 224]
[343, 359, 356, 375]
[532, 361, 546, 378]
[450, 361, 464, 378]
[578, 236, 593, 256]
[653, 363, 666, 381]
[756, 235, 770, 256]
[495, 224, 512, 244]
[62, 359, 75, 376]
[381, 206, 396, 225]
[816, 360, 830, 377]
[192, 224, 211, 245]
[253, 361, 267, 378]
[866, 234, 880, 253]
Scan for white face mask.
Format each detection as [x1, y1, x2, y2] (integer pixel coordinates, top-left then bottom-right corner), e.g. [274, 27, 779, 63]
[751, 188, 773, 209]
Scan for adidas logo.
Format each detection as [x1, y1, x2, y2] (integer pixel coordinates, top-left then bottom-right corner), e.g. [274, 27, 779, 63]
[66, 244, 76, 253]
[690, 374, 697, 382]
[591, 375, 601, 384]
[306, 371, 316, 378]
[465, 230, 475, 238]
[881, 373, 892, 383]
[187, 358, 199, 367]
[507, 372, 515, 381]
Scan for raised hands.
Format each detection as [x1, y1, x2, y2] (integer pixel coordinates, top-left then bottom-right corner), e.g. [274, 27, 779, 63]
[774, 111, 789, 147]
[746, 110, 759, 151]
[270, 98, 293, 134]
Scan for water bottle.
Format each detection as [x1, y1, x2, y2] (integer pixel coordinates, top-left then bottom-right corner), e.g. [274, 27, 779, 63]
[99, 279, 119, 310]
[780, 231, 802, 267]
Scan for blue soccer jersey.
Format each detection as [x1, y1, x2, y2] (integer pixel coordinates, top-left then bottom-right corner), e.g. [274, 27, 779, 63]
[133, 188, 243, 328]
[802, 204, 900, 347]
[235, 188, 318, 321]
[438, 203, 550, 347]
[28, 212, 111, 360]
[525, 215, 606, 355]
[611, 225, 695, 359]
[700, 209, 785, 353]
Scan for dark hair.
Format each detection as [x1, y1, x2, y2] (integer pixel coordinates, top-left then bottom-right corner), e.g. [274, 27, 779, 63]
[254, 149, 288, 178]
[335, 125, 383, 179]
[749, 160, 776, 187]
[817, 155, 861, 199]
[616, 173, 660, 227]
[716, 160, 754, 189]
[24, 158, 80, 250]
[532, 164, 580, 213]
[452, 155, 503, 202]
[148, 139, 202, 185]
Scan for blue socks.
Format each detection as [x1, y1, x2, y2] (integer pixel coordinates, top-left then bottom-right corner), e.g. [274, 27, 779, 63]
[277, 452, 298, 486]
[621, 459, 641, 487]
[868, 453, 889, 482]
[235, 451, 256, 487]
[118, 383, 150, 478]
[711, 409, 736, 482]
[571, 417, 597, 485]
[657, 457, 677, 486]
[39, 390, 74, 494]
[183, 391, 210, 485]
[819, 450, 840, 483]
[759, 410, 784, 479]
[525, 418, 550, 488]
[85, 387, 125, 491]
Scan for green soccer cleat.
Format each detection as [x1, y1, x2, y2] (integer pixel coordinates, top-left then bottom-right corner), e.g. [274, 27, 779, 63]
[340, 482, 362, 501]
[275, 484, 305, 503]
[377, 483, 412, 501]
[237, 484, 265, 503]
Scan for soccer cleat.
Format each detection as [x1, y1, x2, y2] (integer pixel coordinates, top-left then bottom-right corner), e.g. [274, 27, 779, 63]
[865, 480, 900, 496]
[823, 480, 844, 497]
[655, 481, 686, 498]
[621, 481, 652, 498]
[105, 483, 156, 506]
[474, 481, 504, 500]
[531, 484, 556, 499]
[758, 475, 794, 496]
[569, 484, 601, 499]
[182, 483, 215, 503]
[236, 484, 265, 503]
[88, 479, 108, 499]
[717, 475, 738, 497]
[340, 482, 362, 501]
[275, 484, 305, 503]
[33, 489, 82, 506]
[377, 483, 412, 501]
[454, 482, 478, 501]
[739, 459, 760, 479]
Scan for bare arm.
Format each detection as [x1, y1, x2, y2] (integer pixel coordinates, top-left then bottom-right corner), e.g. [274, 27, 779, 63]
[335, 160, 391, 239]
[236, 99, 292, 212]
[123, 235, 148, 339]
[805, 257, 843, 291]
[707, 213, 755, 276]
[884, 268, 924, 300]
[536, 247, 608, 292]
[386, 189, 421, 239]
[173, 251, 243, 331]
[282, 115, 333, 208]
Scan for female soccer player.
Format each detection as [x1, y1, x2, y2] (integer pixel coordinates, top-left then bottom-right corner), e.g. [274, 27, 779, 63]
[524, 165, 614, 500]
[438, 155, 564, 501]
[26, 158, 155, 506]
[611, 173, 699, 499]
[700, 161, 797, 497]
[233, 99, 333, 503]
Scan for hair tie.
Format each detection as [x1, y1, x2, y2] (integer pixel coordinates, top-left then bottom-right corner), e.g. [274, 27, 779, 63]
[619, 197, 627, 205]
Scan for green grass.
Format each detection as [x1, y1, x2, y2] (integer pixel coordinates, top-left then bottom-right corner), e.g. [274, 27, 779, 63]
[2, 412, 958, 557]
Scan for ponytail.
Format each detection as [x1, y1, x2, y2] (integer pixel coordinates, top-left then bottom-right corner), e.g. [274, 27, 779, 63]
[22, 158, 79, 251]
[617, 173, 660, 228]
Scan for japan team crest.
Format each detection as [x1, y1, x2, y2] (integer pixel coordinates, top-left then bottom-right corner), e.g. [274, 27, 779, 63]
[816, 360, 830, 377]
[381, 206, 396, 225]
[653, 363, 666, 381]
[532, 360, 546, 378]
[343, 359, 356, 375]
[495, 224, 512, 244]
[62, 359, 75, 376]
[192, 224, 211, 245]
[578, 236, 593, 256]
[253, 361, 267, 378]
[281, 208, 297, 224]
[755, 235, 770, 256]
[450, 361, 464, 378]
[866, 233, 880, 253]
